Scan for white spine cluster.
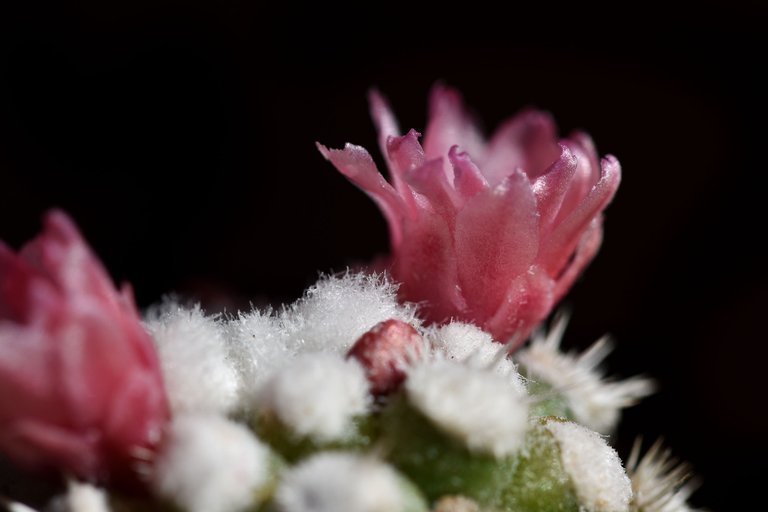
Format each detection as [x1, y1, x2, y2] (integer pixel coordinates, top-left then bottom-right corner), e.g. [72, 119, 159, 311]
[405, 359, 529, 457]
[544, 420, 632, 512]
[273, 452, 408, 512]
[153, 414, 271, 512]
[516, 315, 654, 433]
[626, 440, 700, 512]
[258, 353, 370, 441]
[146, 303, 239, 415]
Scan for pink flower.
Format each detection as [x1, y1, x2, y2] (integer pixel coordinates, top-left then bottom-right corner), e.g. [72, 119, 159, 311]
[319, 85, 620, 347]
[0, 211, 170, 481]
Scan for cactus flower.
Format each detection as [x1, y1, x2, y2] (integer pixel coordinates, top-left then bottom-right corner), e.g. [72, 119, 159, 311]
[319, 85, 620, 346]
[0, 210, 170, 481]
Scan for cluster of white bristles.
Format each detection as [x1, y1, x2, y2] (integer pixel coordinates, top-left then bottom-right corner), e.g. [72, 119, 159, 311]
[15, 272, 699, 512]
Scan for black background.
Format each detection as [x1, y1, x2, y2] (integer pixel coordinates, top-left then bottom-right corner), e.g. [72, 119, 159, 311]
[1, 2, 766, 509]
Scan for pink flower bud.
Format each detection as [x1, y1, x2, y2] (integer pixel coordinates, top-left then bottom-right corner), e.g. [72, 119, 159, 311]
[346, 319, 423, 395]
[0, 210, 170, 481]
[320, 85, 620, 348]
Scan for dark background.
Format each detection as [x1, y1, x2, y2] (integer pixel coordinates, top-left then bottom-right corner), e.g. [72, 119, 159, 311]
[1, 2, 765, 509]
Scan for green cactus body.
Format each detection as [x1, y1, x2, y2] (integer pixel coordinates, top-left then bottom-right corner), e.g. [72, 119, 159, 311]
[381, 393, 519, 507]
[397, 473, 432, 512]
[252, 452, 287, 507]
[496, 420, 580, 511]
[524, 379, 573, 422]
[253, 412, 377, 463]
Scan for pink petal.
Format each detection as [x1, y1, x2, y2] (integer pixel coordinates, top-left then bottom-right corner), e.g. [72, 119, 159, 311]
[532, 144, 578, 233]
[540, 155, 621, 275]
[448, 145, 488, 203]
[392, 215, 466, 323]
[0, 243, 38, 322]
[368, 89, 400, 162]
[483, 269, 554, 346]
[0, 326, 58, 421]
[21, 211, 120, 312]
[552, 218, 604, 304]
[405, 157, 459, 220]
[105, 368, 167, 459]
[386, 129, 426, 178]
[423, 83, 486, 162]
[0, 211, 171, 481]
[454, 170, 539, 319]
[556, 132, 603, 224]
[385, 129, 428, 215]
[54, 315, 134, 428]
[369, 89, 418, 196]
[569, 132, 601, 184]
[317, 142, 407, 247]
[0, 419, 102, 477]
[484, 109, 561, 185]
[118, 284, 165, 370]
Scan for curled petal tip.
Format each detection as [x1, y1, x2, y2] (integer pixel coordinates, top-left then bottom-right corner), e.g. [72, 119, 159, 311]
[558, 143, 578, 166]
[518, 108, 557, 129]
[315, 141, 331, 160]
[43, 209, 82, 242]
[386, 130, 425, 174]
[601, 154, 621, 176]
[598, 155, 622, 197]
[316, 142, 371, 164]
[386, 130, 423, 154]
[429, 81, 462, 105]
[496, 167, 530, 193]
[448, 145, 464, 159]
[569, 130, 597, 152]
[449, 145, 488, 201]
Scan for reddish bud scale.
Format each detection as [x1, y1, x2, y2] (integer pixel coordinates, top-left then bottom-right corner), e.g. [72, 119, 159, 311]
[346, 319, 423, 395]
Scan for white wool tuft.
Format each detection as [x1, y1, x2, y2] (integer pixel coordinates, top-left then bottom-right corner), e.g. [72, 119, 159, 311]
[432, 496, 480, 512]
[259, 353, 370, 441]
[225, 309, 295, 406]
[405, 359, 528, 457]
[544, 420, 632, 512]
[273, 452, 406, 512]
[429, 322, 527, 395]
[146, 303, 239, 415]
[516, 315, 654, 433]
[4, 503, 38, 512]
[65, 481, 110, 512]
[280, 272, 420, 354]
[3, 503, 38, 512]
[153, 414, 271, 512]
[47, 481, 110, 512]
[220, 272, 420, 406]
